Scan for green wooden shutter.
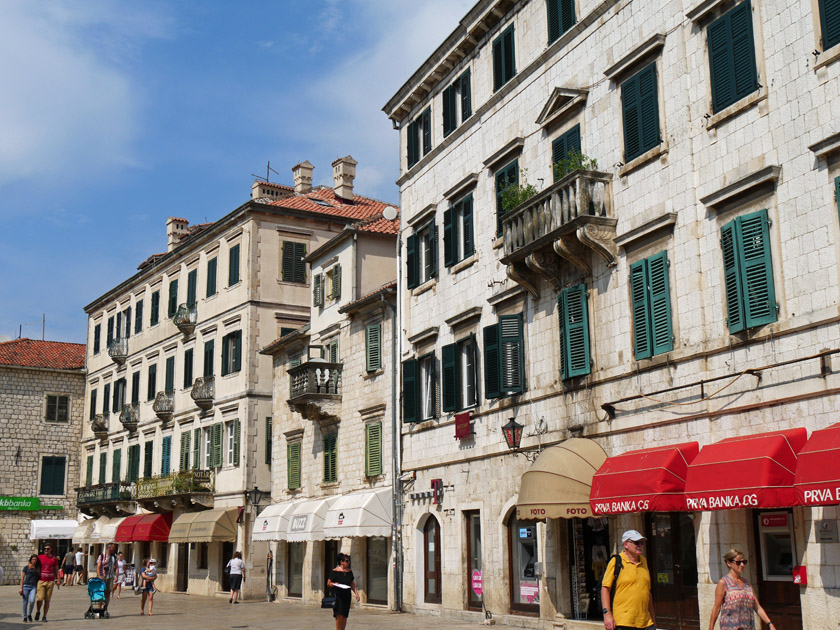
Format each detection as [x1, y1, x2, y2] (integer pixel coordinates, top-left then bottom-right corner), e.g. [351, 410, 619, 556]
[144, 441, 153, 478]
[168, 279, 179, 317]
[165, 356, 175, 392]
[721, 218, 745, 333]
[295, 242, 307, 283]
[332, 264, 341, 299]
[835, 176, 840, 220]
[366, 323, 381, 372]
[820, 0, 840, 49]
[552, 124, 582, 181]
[622, 65, 659, 162]
[89, 390, 97, 421]
[441, 343, 458, 412]
[559, 285, 591, 379]
[462, 195, 474, 258]
[124, 307, 131, 339]
[460, 70, 472, 119]
[192, 428, 201, 470]
[493, 25, 516, 90]
[234, 330, 242, 372]
[503, 26, 515, 84]
[131, 371, 140, 404]
[130, 444, 141, 482]
[428, 222, 438, 278]
[265, 417, 272, 465]
[443, 207, 455, 267]
[493, 33, 504, 91]
[135, 301, 143, 334]
[107, 316, 114, 345]
[630, 259, 652, 360]
[103, 383, 110, 413]
[738, 209, 777, 329]
[442, 84, 456, 137]
[648, 251, 674, 356]
[406, 234, 418, 289]
[203, 340, 214, 377]
[282, 241, 294, 282]
[323, 433, 337, 483]
[99, 452, 107, 484]
[483, 323, 501, 399]
[150, 291, 160, 325]
[547, 0, 561, 43]
[709, 2, 758, 113]
[184, 349, 193, 389]
[313, 273, 323, 306]
[180, 432, 191, 471]
[86, 455, 93, 486]
[229, 243, 240, 285]
[365, 422, 382, 477]
[187, 269, 197, 306]
[41, 457, 65, 495]
[499, 314, 525, 393]
[147, 365, 156, 400]
[402, 359, 419, 423]
[287, 442, 301, 489]
[207, 257, 217, 297]
[94, 324, 101, 354]
[161, 436, 171, 476]
[212, 423, 222, 468]
[420, 107, 431, 154]
[221, 335, 230, 376]
[407, 120, 419, 167]
[232, 418, 241, 466]
[112, 449, 121, 483]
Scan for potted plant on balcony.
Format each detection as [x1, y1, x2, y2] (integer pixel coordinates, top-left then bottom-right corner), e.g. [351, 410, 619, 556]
[552, 149, 598, 181]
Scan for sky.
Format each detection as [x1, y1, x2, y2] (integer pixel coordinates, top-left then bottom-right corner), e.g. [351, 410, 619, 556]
[0, 0, 473, 344]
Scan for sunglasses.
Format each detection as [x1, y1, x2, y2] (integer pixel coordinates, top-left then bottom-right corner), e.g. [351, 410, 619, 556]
[731, 559, 748, 566]
[628, 540, 644, 546]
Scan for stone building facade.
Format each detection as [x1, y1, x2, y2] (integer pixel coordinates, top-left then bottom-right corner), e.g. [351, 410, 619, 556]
[384, 0, 840, 628]
[0, 339, 85, 584]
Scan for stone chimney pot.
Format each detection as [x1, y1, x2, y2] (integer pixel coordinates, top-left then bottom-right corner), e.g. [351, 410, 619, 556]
[166, 217, 189, 252]
[332, 155, 357, 200]
[292, 161, 314, 194]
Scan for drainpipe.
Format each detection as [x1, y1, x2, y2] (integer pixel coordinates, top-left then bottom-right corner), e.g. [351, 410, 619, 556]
[352, 231, 358, 302]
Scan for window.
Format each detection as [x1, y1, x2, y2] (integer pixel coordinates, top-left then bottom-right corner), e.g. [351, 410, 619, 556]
[98, 452, 106, 484]
[228, 243, 241, 286]
[143, 441, 153, 478]
[116, 311, 122, 339]
[102, 383, 111, 414]
[365, 422, 382, 477]
[287, 442, 301, 490]
[161, 435, 171, 477]
[89, 390, 97, 421]
[721, 209, 777, 333]
[630, 252, 674, 360]
[197, 543, 208, 570]
[484, 314, 525, 398]
[558, 285, 591, 379]
[179, 431, 191, 471]
[547, 0, 576, 43]
[313, 272, 324, 307]
[192, 427, 201, 470]
[402, 353, 437, 423]
[265, 417, 272, 465]
[443, 194, 474, 267]
[225, 419, 240, 467]
[442, 334, 478, 412]
[323, 432, 338, 483]
[552, 125, 581, 182]
[112, 449, 121, 482]
[207, 422, 223, 468]
[206, 257, 218, 297]
[93, 324, 101, 354]
[289, 354, 302, 368]
[819, 0, 840, 50]
[199, 340, 213, 378]
[282, 242, 307, 283]
[150, 290, 160, 326]
[708, 1, 759, 113]
[186, 269, 198, 307]
[107, 316, 114, 345]
[45, 394, 69, 423]
[165, 356, 175, 393]
[167, 278, 179, 317]
[495, 160, 519, 236]
[147, 364, 157, 401]
[131, 371, 141, 404]
[365, 323, 382, 372]
[134, 300, 143, 334]
[123, 307, 131, 339]
[326, 339, 339, 363]
[85, 454, 93, 486]
[112, 378, 126, 412]
[622, 63, 660, 162]
[407, 106, 432, 168]
[406, 221, 437, 288]
[184, 348, 194, 389]
[442, 69, 472, 137]
[221, 331, 242, 376]
[493, 25, 516, 91]
[41, 456, 66, 495]
[128, 444, 140, 482]
[326, 264, 342, 301]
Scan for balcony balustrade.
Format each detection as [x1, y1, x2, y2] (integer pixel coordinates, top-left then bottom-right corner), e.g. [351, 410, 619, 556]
[76, 481, 132, 507]
[173, 303, 197, 335]
[134, 469, 214, 500]
[91, 413, 109, 439]
[108, 337, 128, 365]
[153, 391, 174, 422]
[119, 402, 139, 432]
[191, 376, 215, 410]
[288, 359, 342, 423]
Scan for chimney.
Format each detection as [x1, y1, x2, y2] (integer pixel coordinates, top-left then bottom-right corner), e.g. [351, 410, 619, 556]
[251, 180, 293, 201]
[292, 160, 314, 194]
[166, 217, 189, 252]
[332, 155, 357, 200]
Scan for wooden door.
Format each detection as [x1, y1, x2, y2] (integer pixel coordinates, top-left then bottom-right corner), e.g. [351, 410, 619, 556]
[753, 511, 802, 630]
[324, 539, 339, 591]
[424, 517, 442, 604]
[221, 541, 233, 591]
[466, 511, 482, 611]
[646, 513, 699, 630]
[176, 543, 189, 592]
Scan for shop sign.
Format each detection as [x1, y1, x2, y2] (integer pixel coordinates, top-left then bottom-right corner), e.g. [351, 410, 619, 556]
[471, 569, 482, 596]
[337, 512, 345, 526]
[760, 513, 788, 528]
[261, 519, 269, 532]
[817, 519, 838, 543]
[793, 565, 807, 585]
[455, 412, 471, 439]
[290, 515, 308, 532]
[193, 470, 212, 482]
[801, 487, 840, 504]
[685, 493, 759, 510]
[0, 496, 41, 511]
[431, 479, 443, 505]
[592, 499, 649, 514]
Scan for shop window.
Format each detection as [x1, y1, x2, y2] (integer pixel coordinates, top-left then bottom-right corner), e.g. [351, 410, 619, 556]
[508, 515, 539, 613]
[288, 542, 304, 597]
[367, 536, 389, 605]
[568, 517, 610, 620]
[197, 542, 208, 570]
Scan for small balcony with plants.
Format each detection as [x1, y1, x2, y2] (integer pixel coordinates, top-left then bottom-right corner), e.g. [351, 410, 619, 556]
[134, 469, 214, 511]
[153, 391, 174, 422]
[108, 337, 128, 366]
[173, 303, 197, 335]
[76, 481, 133, 516]
[119, 402, 139, 432]
[191, 376, 215, 411]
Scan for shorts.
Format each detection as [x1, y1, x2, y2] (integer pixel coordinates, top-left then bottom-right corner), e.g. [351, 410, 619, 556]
[103, 577, 115, 591]
[36, 580, 54, 602]
[63, 563, 74, 574]
[229, 574, 243, 591]
[116, 575, 124, 585]
[75, 565, 84, 573]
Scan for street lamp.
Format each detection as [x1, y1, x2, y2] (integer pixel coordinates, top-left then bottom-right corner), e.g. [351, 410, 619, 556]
[246, 486, 269, 506]
[502, 417, 524, 451]
[502, 416, 548, 462]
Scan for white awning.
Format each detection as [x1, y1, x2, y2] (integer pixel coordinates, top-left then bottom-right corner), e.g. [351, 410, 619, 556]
[72, 518, 96, 544]
[91, 516, 126, 543]
[30, 520, 78, 540]
[286, 497, 337, 542]
[252, 501, 299, 542]
[323, 488, 393, 539]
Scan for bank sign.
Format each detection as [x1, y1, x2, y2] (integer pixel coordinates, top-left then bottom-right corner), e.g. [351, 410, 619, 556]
[0, 496, 42, 511]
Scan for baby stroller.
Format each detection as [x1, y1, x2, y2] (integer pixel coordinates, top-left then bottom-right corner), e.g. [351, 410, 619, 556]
[84, 577, 109, 619]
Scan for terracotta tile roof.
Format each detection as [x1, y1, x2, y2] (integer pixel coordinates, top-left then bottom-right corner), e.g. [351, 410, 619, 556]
[256, 181, 294, 191]
[267, 186, 394, 221]
[355, 215, 400, 235]
[339, 281, 397, 314]
[137, 252, 167, 270]
[0, 338, 86, 370]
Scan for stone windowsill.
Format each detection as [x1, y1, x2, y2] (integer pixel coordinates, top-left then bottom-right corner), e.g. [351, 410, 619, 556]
[451, 253, 478, 274]
[363, 369, 384, 380]
[411, 277, 437, 297]
[493, 235, 504, 250]
[619, 142, 669, 178]
[815, 43, 840, 70]
[706, 87, 767, 129]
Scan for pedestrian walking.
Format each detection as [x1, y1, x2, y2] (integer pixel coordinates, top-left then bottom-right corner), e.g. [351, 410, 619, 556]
[97, 542, 118, 608]
[708, 548, 775, 630]
[74, 548, 85, 585]
[34, 543, 60, 622]
[226, 551, 245, 604]
[62, 549, 76, 586]
[19, 554, 40, 622]
[600, 530, 656, 630]
[113, 552, 126, 599]
[326, 553, 359, 630]
[140, 558, 158, 616]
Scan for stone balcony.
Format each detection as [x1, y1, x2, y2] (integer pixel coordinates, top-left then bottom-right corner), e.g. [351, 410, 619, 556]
[288, 359, 342, 422]
[173, 303, 197, 335]
[153, 391, 174, 422]
[119, 402, 139, 432]
[191, 376, 215, 411]
[76, 481, 134, 516]
[108, 337, 128, 366]
[91, 413, 109, 440]
[501, 170, 616, 296]
[134, 469, 214, 511]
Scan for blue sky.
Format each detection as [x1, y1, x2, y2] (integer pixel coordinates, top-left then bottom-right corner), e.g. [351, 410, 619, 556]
[0, 0, 472, 344]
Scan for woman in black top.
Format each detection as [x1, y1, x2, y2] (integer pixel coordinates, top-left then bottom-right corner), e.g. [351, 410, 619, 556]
[326, 553, 359, 630]
[19, 554, 40, 622]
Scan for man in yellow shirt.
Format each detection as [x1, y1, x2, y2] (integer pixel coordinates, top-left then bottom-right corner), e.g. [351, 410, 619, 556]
[600, 530, 656, 630]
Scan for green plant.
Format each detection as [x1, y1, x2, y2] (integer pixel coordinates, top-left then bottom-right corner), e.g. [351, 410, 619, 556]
[553, 149, 598, 181]
[500, 168, 539, 212]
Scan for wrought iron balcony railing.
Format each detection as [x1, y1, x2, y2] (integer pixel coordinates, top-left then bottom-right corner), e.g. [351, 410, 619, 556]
[288, 360, 342, 401]
[108, 337, 128, 365]
[134, 469, 214, 500]
[191, 376, 215, 410]
[76, 481, 133, 506]
[91, 413, 109, 439]
[153, 391, 174, 421]
[119, 403, 139, 432]
[173, 303, 197, 335]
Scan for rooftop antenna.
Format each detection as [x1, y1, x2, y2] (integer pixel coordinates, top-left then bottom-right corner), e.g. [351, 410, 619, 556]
[251, 160, 280, 184]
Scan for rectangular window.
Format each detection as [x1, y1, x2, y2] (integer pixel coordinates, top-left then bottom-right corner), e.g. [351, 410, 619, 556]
[442, 335, 478, 412]
[112, 378, 126, 413]
[228, 243, 241, 286]
[419, 107, 431, 156]
[421, 354, 437, 420]
[165, 356, 175, 393]
[323, 432, 338, 483]
[630, 252, 674, 360]
[206, 257, 218, 297]
[443, 193, 474, 267]
[708, 1, 759, 113]
[221, 331, 242, 376]
[128, 444, 141, 482]
[326, 264, 342, 301]
[622, 63, 660, 162]
[85, 454, 93, 487]
[203, 339, 214, 377]
[180, 431, 191, 471]
[492, 25, 516, 91]
[45, 394, 70, 423]
[107, 316, 114, 345]
[41, 456, 66, 495]
[547, 0, 576, 43]
[558, 285, 591, 379]
[89, 389, 97, 421]
[116, 312, 122, 339]
[124, 307, 131, 339]
[820, 0, 840, 50]
[212, 422, 223, 468]
[131, 371, 141, 404]
[407, 107, 432, 168]
[161, 435, 171, 477]
[365, 323, 382, 372]
[192, 427, 201, 470]
[99, 452, 107, 484]
[265, 417, 272, 465]
[184, 348, 194, 389]
[112, 449, 121, 483]
[365, 422, 382, 477]
[167, 279, 179, 318]
[552, 125, 582, 182]
[327, 339, 339, 363]
[102, 383, 110, 414]
[721, 209, 777, 333]
[150, 290, 160, 326]
[225, 419, 240, 467]
[134, 300, 143, 334]
[407, 119, 420, 168]
[406, 221, 437, 288]
[483, 314, 525, 398]
[93, 324, 101, 354]
[442, 69, 472, 137]
[147, 364, 157, 401]
[287, 442, 301, 490]
[313, 273, 324, 307]
[204, 427, 212, 468]
[197, 543, 208, 570]
[186, 269, 198, 307]
[282, 241, 307, 283]
[495, 160, 519, 236]
[143, 441, 153, 478]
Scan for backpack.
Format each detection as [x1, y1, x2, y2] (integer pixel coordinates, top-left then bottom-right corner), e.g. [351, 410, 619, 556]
[600, 553, 623, 610]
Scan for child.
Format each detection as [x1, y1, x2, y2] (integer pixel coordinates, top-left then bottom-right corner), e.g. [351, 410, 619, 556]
[139, 558, 157, 616]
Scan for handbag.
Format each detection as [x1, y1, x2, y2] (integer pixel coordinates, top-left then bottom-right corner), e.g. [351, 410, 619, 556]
[321, 589, 336, 609]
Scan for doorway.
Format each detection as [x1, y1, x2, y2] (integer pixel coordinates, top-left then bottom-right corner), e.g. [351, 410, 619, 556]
[221, 542, 233, 592]
[324, 539, 339, 592]
[507, 514, 539, 614]
[465, 511, 482, 611]
[645, 512, 699, 630]
[753, 511, 802, 630]
[176, 544, 189, 592]
[423, 516, 441, 604]
[287, 542, 304, 598]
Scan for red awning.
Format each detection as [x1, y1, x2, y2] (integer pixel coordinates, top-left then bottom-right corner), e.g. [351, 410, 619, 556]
[684, 428, 807, 511]
[795, 423, 840, 506]
[114, 514, 172, 542]
[589, 442, 699, 514]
